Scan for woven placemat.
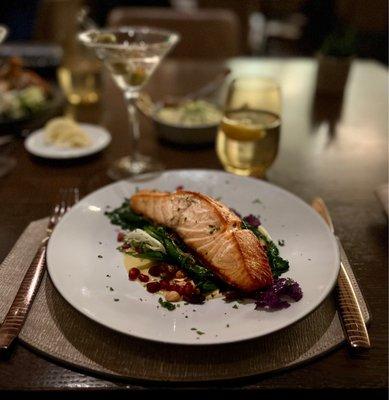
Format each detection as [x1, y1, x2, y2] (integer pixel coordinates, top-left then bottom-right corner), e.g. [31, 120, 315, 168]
[0, 219, 370, 382]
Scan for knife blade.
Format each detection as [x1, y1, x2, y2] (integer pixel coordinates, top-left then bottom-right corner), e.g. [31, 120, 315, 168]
[312, 197, 371, 350]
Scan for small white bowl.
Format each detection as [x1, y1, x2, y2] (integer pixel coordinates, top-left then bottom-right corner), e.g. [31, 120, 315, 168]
[151, 102, 220, 146]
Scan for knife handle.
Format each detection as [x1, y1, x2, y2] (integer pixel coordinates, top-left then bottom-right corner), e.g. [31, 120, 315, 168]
[0, 243, 47, 352]
[336, 262, 371, 349]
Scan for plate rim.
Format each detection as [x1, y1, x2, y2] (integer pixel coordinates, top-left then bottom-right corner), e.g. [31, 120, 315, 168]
[47, 169, 340, 345]
[24, 123, 111, 159]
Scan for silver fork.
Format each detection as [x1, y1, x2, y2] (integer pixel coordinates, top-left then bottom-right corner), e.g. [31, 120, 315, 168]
[0, 188, 79, 352]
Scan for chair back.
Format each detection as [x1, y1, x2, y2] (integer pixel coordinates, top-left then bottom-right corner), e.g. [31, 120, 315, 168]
[108, 7, 241, 59]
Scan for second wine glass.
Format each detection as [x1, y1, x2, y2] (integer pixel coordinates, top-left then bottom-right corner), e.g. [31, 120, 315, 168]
[79, 26, 180, 180]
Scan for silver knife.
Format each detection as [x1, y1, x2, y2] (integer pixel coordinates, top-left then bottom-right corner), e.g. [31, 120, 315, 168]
[312, 197, 371, 350]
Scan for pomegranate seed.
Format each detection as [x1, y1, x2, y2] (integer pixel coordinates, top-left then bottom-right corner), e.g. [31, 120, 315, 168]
[129, 268, 140, 281]
[159, 263, 169, 273]
[161, 271, 174, 280]
[168, 265, 178, 274]
[182, 282, 194, 296]
[160, 279, 170, 290]
[117, 232, 125, 242]
[138, 273, 149, 283]
[169, 283, 182, 294]
[146, 281, 160, 293]
[160, 264, 181, 280]
[148, 265, 161, 277]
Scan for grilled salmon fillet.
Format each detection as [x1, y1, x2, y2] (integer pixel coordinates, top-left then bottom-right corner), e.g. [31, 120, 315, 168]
[131, 190, 273, 292]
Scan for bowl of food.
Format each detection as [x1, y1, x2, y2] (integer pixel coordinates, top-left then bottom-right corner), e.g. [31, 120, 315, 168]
[150, 99, 222, 145]
[0, 57, 65, 134]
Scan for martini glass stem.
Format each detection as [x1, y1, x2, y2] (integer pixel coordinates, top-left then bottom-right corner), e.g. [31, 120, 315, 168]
[126, 95, 140, 161]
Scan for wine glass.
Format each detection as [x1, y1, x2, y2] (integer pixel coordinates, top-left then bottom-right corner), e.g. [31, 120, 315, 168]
[79, 27, 179, 179]
[216, 77, 281, 178]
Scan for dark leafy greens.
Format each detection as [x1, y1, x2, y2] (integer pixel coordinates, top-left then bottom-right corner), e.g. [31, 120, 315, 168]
[242, 219, 289, 277]
[106, 201, 149, 230]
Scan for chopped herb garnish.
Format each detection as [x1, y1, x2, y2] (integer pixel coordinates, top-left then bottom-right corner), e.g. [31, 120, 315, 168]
[158, 297, 176, 311]
[215, 196, 222, 201]
[196, 330, 205, 335]
[99, 241, 102, 245]
[191, 327, 197, 331]
[98, 255, 103, 258]
[252, 198, 262, 204]
[113, 298, 119, 302]
[278, 239, 285, 246]
[109, 287, 114, 291]
[208, 224, 219, 234]
[226, 324, 230, 328]
[106, 274, 111, 278]
[232, 304, 238, 309]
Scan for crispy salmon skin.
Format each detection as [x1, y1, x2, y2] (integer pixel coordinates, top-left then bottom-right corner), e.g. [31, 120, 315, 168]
[131, 189, 273, 292]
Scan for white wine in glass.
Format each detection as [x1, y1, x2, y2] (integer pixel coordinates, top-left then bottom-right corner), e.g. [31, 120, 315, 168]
[216, 77, 281, 178]
[79, 27, 179, 179]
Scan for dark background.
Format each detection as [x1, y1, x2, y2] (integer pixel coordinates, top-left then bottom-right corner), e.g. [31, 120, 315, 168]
[0, 0, 387, 63]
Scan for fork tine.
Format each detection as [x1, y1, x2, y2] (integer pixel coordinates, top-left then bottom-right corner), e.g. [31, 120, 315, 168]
[73, 187, 80, 204]
[48, 202, 61, 228]
[59, 189, 68, 217]
[48, 188, 80, 231]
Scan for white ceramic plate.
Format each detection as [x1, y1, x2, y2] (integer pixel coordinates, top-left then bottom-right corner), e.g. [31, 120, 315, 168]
[47, 170, 339, 345]
[24, 123, 111, 159]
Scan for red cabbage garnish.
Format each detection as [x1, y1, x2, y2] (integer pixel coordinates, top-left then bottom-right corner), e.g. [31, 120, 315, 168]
[243, 214, 261, 227]
[255, 278, 303, 310]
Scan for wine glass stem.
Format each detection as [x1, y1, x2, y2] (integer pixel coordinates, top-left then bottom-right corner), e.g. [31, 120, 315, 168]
[126, 95, 141, 161]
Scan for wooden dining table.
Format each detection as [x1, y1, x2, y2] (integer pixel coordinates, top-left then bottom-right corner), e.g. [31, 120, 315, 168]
[0, 58, 387, 395]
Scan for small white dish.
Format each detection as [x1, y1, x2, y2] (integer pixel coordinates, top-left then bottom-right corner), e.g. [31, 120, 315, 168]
[24, 123, 111, 159]
[47, 170, 340, 345]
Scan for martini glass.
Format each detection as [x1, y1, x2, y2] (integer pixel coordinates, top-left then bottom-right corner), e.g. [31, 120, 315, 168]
[79, 27, 179, 179]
